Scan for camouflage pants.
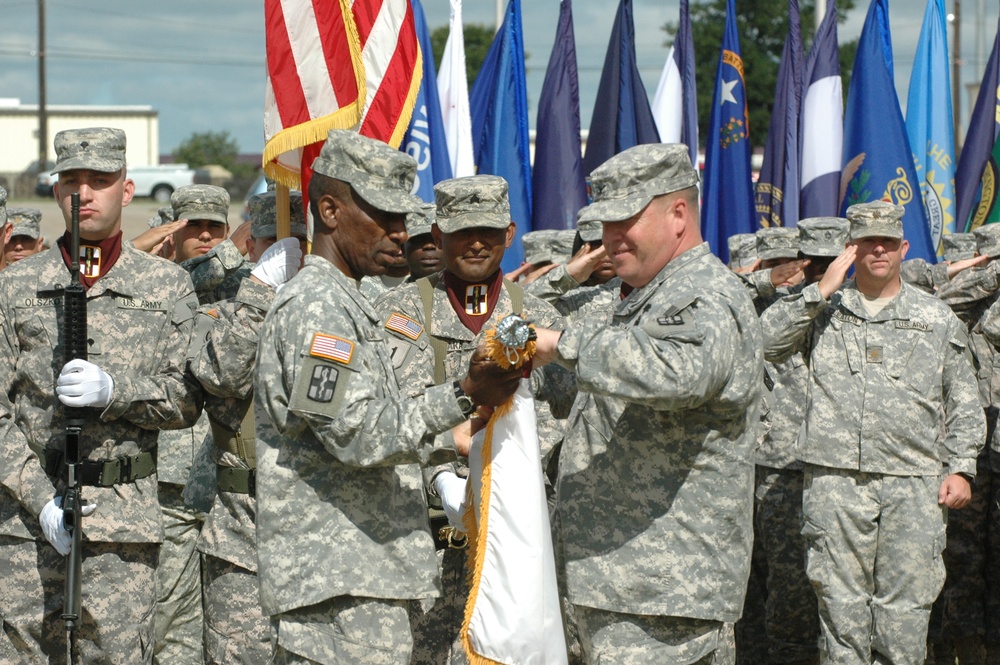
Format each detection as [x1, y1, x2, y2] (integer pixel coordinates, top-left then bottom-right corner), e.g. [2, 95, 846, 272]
[573, 606, 735, 665]
[154, 483, 204, 665]
[408, 546, 469, 665]
[801, 466, 946, 665]
[754, 467, 819, 663]
[0, 536, 157, 665]
[202, 554, 271, 665]
[271, 595, 419, 665]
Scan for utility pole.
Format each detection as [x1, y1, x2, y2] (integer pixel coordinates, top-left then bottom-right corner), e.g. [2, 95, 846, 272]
[953, 0, 962, 153]
[38, 0, 47, 170]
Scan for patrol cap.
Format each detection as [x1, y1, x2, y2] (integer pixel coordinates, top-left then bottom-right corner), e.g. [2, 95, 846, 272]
[147, 205, 175, 229]
[727, 233, 757, 268]
[577, 214, 602, 243]
[171, 184, 230, 225]
[756, 226, 800, 261]
[522, 230, 560, 265]
[406, 202, 436, 239]
[0, 185, 7, 226]
[7, 208, 42, 239]
[846, 201, 904, 241]
[249, 190, 308, 239]
[942, 232, 977, 262]
[312, 129, 422, 215]
[434, 175, 511, 233]
[577, 143, 699, 224]
[52, 127, 127, 174]
[797, 217, 849, 258]
[553, 229, 576, 263]
[974, 224, 1000, 257]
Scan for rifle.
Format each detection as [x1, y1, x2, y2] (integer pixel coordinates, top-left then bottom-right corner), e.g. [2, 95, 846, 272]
[61, 192, 87, 664]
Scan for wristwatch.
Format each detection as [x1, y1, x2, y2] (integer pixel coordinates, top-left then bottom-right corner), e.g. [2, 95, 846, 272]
[453, 380, 476, 417]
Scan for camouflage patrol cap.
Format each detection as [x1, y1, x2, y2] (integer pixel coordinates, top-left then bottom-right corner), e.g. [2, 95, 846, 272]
[52, 127, 127, 174]
[406, 202, 436, 239]
[797, 217, 849, 258]
[522, 230, 561, 265]
[756, 226, 800, 261]
[577, 143, 699, 224]
[313, 129, 422, 215]
[577, 214, 602, 243]
[171, 184, 230, 225]
[846, 201, 904, 240]
[249, 190, 308, 239]
[727, 233, 757, 268]
[942, 232, 977, 262]
[6, 208, 42, 239]
[147, 205, 175, 229]
[0, 185, 7, 226]
[434, 175, 511, 233]
[554, 229, 577, 264]
[974, 224, 1000, 257]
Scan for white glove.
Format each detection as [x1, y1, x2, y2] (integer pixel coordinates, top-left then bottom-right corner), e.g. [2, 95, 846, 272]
[56, 359, 115, 409]
[434, 472, 469, 531]
[39, 496, 97, 556]
[251, 237, 303, 289]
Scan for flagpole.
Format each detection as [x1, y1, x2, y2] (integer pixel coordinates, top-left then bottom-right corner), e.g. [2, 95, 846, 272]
[496, 0, 503, 34]
[815, 0, 825, 33]
[953, 0, 962, 152]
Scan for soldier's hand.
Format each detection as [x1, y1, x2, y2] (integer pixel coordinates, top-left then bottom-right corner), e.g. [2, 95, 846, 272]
[731, 259, 761, 275]
[817, 245, 856, 300]
[946, 254, 989, 279]
[460, 345, 522, 407]
[770, 259, 809, 288]
[530, 327, 562, 367]
[229, 220, 253, 256]
[250, 237, 303, 289]
[131, 219, 187, 256]
[565, 243, 609, 284]
[939, 474, 972, 509]
[522, 263, 558, 285]
[433, 472, 468, 530]
[451, 419, 473, 458]
[39, 497, 97, 556]
[56, 359, 115, 409]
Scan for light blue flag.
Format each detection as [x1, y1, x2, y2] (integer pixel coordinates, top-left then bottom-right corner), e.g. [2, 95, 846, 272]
[841, 0, 935, 262]
[402, 0, 453, 202]
[905, 0, 955, 255]
[469, 0, 532, 272]
[701, 0, 755, 264]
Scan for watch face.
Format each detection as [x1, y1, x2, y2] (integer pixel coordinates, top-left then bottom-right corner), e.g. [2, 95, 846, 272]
[457, 395, 475, 415]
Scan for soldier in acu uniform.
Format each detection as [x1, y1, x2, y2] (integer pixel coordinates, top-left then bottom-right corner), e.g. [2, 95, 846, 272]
[0, 127, 203, 664]
[3, 208, 45, 267]
[761, 201, 985, 665]
[253, 130, 522, 665]
[533, 143, 763, 665]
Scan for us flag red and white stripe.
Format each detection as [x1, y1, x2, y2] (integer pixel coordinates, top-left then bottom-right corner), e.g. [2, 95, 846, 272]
[263, 0, 422, 190]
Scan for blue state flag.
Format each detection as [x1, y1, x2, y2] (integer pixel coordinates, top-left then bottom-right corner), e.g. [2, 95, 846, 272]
[701, 0, 755, 264]
[581, 0, 659, 175]
[469, 0, 532, 272]
[841, 0, 935, 262]
[532, 0, 586, 232]
[955, 14, 1000, 231]
[402, 0, 452, 202]
[756, 0, 803, 228]
[905, 0, 955, 254]
[799, 0, 843, 218]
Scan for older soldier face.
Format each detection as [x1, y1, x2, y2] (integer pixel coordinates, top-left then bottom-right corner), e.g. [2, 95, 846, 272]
[333, 193, 408, 277]
[852, 235, 908, 282]
[433, 224, 514, 283]
[602, 194, 680, 289]
[54, 168, 135, 241]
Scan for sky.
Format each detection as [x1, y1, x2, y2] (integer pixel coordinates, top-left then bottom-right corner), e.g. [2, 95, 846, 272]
[1, 0, 998, 163]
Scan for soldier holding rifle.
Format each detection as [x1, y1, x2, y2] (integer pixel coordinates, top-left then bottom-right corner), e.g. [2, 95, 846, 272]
[0, 128, 202, 664]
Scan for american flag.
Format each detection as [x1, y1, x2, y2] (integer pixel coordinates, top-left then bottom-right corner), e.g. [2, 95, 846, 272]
[310, 333, 354, 364]
[385, 312, 424, 340]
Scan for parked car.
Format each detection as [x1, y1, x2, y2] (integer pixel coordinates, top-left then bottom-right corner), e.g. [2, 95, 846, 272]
[37, 164, 196, 202]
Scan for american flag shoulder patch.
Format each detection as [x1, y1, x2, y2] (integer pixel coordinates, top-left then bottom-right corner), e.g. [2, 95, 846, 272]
[309, 333, 354, 364]
[385, 312, 423, 340]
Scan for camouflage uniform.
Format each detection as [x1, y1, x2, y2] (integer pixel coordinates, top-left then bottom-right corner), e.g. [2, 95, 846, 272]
[190, 190, 309, 665]
[0, 127, 202, 665]
[552, 145, 762, 664]
[899, 257, 951, 294]
[760, 202, 985, 665]
[254, 130, 469, 664]
[373, 175, 570, 664]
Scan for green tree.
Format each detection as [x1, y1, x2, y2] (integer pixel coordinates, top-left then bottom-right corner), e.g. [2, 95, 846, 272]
[173, 130, 240, 170]
[663, 0, 857, 150]
[430, 23, 496, 88]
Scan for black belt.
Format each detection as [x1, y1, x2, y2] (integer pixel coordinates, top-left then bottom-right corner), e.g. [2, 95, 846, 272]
[43, 450, 156, 487]
[216, 467, 255, 497]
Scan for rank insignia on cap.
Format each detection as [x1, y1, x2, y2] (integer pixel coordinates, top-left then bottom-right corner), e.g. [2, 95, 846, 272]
[465, 284, 488, 316]
[307, 365, 339, 402]
[309, 333, 354, 364]
[80, 245, 101, 278]
[385, 312, 423, 340]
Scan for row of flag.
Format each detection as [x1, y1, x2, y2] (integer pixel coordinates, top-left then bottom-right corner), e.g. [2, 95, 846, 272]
[262, 0, 1000, 274]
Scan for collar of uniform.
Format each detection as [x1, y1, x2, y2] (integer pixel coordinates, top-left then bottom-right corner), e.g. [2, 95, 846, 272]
[617, 242, 711, 315]
[81, 239, 143, 299]
[430, 275, 514, 342]
[838, 280, 913, 322]
[307, 254, 381, 324]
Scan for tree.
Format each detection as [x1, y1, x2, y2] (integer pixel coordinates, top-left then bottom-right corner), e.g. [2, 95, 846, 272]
[663, 0, 857, 150]
[173, 130, 240, 170]
[430, 23, 496, 88]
